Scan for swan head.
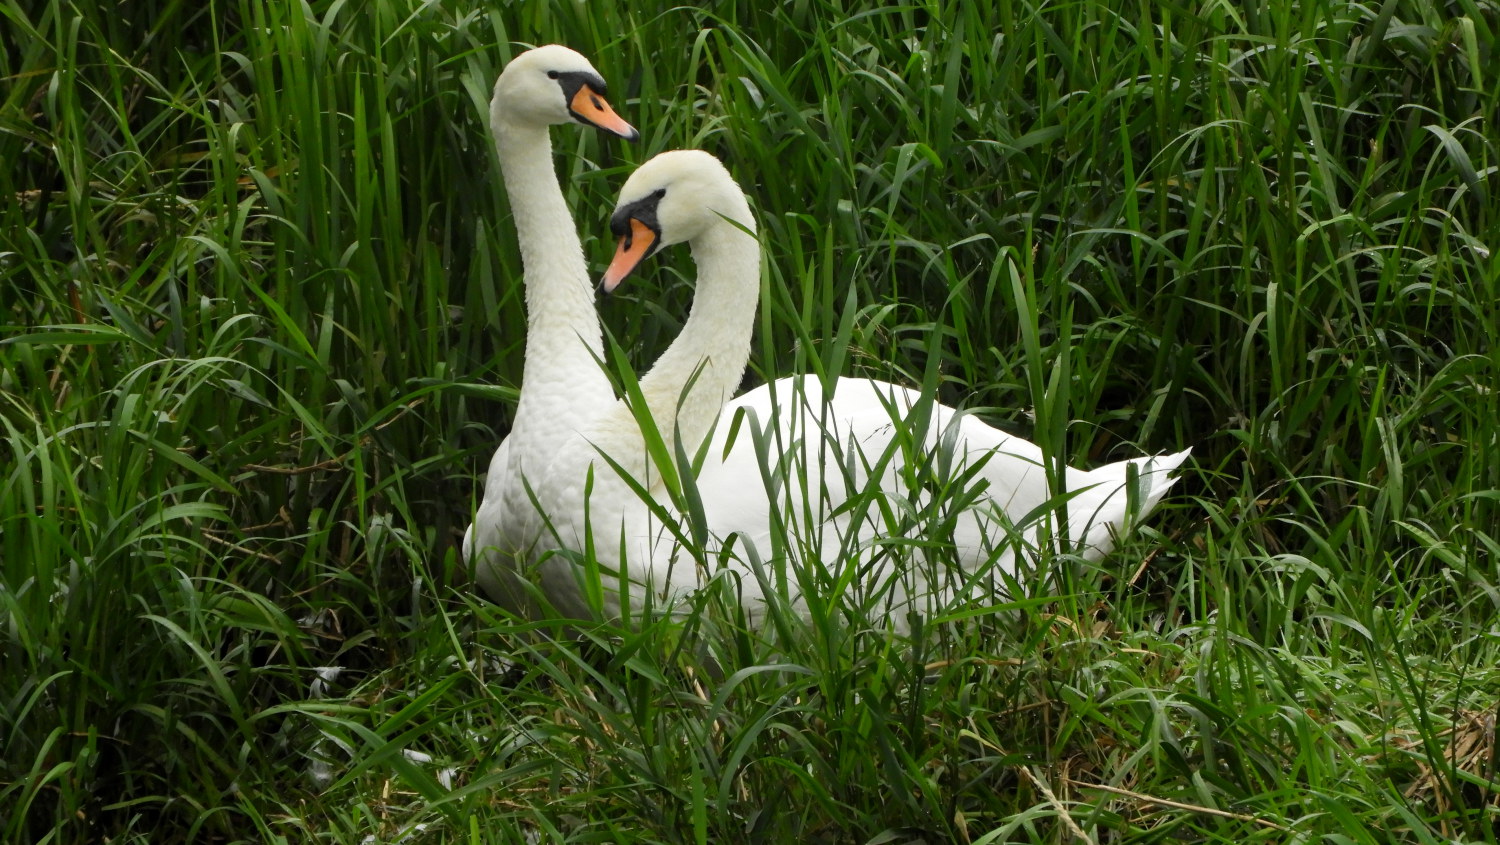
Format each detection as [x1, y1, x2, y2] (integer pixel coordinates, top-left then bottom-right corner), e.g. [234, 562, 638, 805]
[490, 45, 638, 140]
[602, 150, 756, 292]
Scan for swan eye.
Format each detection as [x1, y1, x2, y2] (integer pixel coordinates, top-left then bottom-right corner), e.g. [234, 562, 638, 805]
[653, 188, 666, 200]
[547, 70, 559, 79]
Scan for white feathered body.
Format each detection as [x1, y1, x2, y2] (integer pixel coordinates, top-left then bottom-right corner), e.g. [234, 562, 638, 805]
[463, 47, 626, 617]
[527, 151, 1190, 631]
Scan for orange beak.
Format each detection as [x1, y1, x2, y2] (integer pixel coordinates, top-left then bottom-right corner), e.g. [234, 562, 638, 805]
[601, 218, 657, 293]
[569, 84, 638, 140]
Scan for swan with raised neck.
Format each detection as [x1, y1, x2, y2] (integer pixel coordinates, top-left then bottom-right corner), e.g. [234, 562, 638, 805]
[463, 45, 637, 616]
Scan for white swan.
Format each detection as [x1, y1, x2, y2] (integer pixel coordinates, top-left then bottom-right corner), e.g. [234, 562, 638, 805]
[534, 150, 1190, 632]
[462, 46, 638, 617]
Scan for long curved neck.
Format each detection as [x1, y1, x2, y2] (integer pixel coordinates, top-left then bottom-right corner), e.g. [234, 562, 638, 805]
[633, 215, 760, 466]
[493, 117, 613, 458]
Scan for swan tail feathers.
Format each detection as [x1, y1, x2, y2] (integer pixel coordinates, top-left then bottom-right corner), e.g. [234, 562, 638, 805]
[1067, 448, 1191, 558]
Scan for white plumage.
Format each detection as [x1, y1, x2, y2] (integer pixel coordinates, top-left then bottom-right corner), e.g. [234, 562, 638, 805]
[530, 150, 1190, 631]
[462, 46, 637, 617]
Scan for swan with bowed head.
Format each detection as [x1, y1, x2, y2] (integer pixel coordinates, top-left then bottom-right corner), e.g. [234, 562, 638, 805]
[524, 149, 1191, 632]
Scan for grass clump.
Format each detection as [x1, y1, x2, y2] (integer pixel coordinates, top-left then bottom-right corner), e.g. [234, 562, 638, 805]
[3, 0, 1498, 841]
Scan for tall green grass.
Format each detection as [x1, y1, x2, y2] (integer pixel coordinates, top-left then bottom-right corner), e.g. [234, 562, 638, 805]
[2, 0, 1497, 841]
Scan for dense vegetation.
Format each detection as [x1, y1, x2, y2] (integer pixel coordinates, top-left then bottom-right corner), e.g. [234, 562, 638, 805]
[2, 0, 1497, 841]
